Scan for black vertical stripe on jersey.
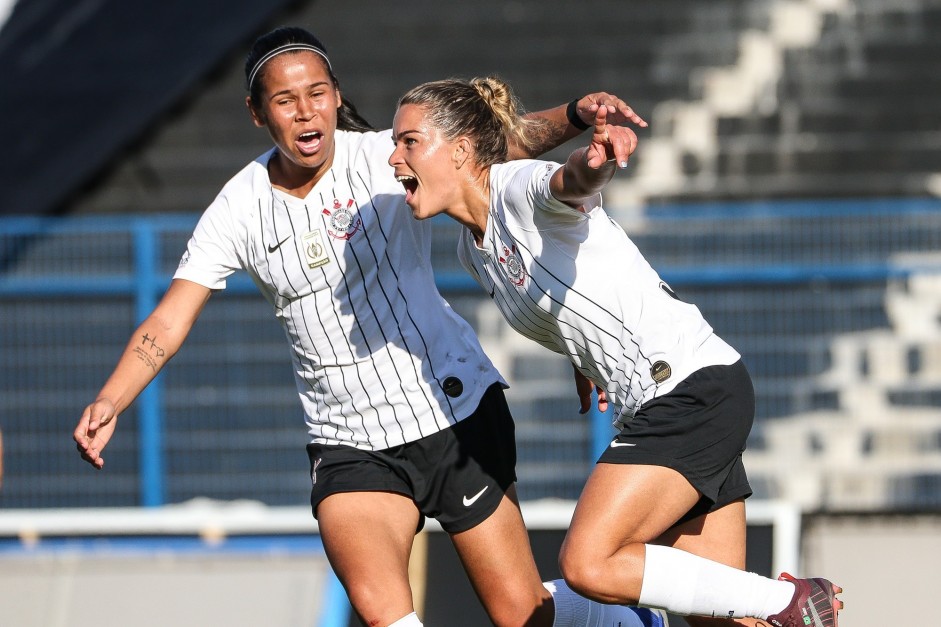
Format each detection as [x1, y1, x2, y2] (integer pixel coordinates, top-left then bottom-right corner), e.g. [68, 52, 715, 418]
[262, 195, 360, 443]
[316, 185, 404, 449]
[490, 220, 652, 407]
[486, 222, 613, 355]
[349, 168, 445, 431]
[504, 220, 645, 354]
[298, 191, 382, 444]
[484, 264, 556, 343]
[467, 229, 557, 343]
[465, 246, 558, 347]
[508, 230, 638, 355]
[483, 252, 638, 410]
[486, 253, 640, 408]
[500, 270, 642, 409]
[513, 244, 650, 408]
[520, 262, 638, 368]
[311, 181, 395, 446]
[263, 192, 367, 443]
[519, 242, 656, 405]
[355, 170, 450, 428]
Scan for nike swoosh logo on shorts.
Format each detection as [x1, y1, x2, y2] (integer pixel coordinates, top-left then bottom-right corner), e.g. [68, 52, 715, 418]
[609, 441, 637, 448]
[462, 486, 489, 507]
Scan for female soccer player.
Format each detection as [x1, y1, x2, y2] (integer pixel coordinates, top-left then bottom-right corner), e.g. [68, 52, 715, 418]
[388, 76, 843, 627]
[72, 27, 663, 627]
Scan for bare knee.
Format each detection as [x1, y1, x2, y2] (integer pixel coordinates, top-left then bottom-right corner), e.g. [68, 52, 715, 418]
[559, 541, 645, 605]
[559, 549, 607, 601]
[341, 576, 415, 626]
[482, 585, 552, 627]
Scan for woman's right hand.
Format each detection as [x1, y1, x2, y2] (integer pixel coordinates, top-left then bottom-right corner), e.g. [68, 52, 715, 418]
[586, 106, 638, 170]
[74, 398, 118, 469]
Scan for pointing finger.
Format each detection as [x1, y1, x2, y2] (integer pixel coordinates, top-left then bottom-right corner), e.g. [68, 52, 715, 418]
[593, 106, 610, 140]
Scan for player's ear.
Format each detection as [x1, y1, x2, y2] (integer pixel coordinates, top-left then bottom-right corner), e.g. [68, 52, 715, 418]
[453, 137, 472, 169]
[246, 97, 266, 128]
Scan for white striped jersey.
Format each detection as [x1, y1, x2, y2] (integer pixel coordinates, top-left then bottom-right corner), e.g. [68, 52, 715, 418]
[456, 160, 739, 422]
[174, 129, 505, 450]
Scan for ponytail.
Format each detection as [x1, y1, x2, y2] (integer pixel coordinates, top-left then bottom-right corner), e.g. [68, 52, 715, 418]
[398, 76, 536, 166]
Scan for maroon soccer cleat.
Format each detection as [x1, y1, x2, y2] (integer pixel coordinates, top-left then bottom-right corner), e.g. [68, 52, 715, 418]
[766, 572, 843, 627]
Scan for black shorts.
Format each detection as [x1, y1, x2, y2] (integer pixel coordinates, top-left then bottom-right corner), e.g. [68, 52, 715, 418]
[598, 360, 755, 526]
[306, 383, 517, 534]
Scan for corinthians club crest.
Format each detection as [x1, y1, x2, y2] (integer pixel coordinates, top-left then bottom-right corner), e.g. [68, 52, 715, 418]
[498, 244, 528, 287]
[322, 198, 362, 240]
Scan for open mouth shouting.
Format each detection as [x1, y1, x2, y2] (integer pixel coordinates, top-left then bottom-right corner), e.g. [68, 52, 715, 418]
[296, 130, 323, 156]
[395, 174, 418, 205]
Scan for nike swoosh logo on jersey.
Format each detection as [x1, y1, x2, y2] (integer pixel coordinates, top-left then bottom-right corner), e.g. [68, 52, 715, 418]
[609, 441, 637, 448]
[463, 486, 489, 507]
[267, 236, 291, 253]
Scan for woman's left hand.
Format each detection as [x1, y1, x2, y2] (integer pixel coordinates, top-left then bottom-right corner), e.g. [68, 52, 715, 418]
[575, 92, 648, 128]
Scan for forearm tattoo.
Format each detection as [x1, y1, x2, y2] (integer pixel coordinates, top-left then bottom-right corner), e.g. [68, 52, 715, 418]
[134, 332, 166, 373]
[525, 118, 569, 157]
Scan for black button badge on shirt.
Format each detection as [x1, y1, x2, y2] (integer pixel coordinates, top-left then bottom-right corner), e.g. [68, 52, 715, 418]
[442, 376, 464, 398]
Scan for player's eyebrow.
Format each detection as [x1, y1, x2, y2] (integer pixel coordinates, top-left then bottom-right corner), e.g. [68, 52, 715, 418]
[393, 129, 421, 141]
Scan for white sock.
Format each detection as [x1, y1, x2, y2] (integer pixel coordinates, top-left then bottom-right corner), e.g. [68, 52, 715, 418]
[638, 544, 795, 619]
[545, 579, 652, 627]
[387, 611, 423, 627]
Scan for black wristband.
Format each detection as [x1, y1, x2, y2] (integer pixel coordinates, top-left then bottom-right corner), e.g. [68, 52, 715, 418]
[566, 99, 591, 131]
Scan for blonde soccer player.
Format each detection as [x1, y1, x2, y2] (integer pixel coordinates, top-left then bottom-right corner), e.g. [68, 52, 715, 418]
[388, 75, 843, 627]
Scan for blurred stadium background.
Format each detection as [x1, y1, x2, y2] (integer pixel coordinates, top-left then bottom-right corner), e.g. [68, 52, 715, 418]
[2, 0, 941, 625]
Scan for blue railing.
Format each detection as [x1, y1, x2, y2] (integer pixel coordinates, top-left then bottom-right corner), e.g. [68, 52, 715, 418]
[3, 199, 941, 509]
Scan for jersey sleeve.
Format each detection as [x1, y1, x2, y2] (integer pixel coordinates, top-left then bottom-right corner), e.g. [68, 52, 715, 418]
[499, 160, 603, 225]
[173, 192, 245, 290]
[529, 160, 603, 217]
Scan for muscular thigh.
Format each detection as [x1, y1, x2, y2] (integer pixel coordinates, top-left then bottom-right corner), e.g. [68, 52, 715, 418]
[565, 462, 702, 560]
[317, 491, 421, 625]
